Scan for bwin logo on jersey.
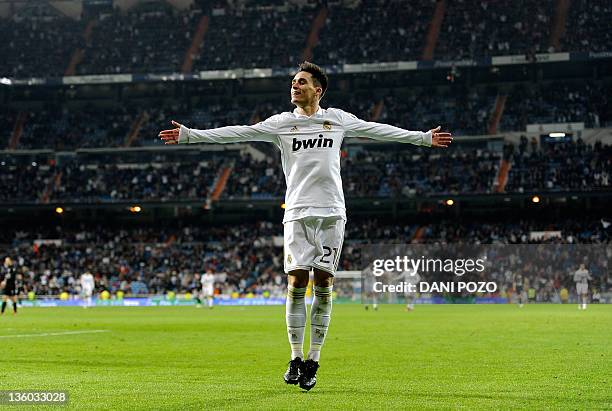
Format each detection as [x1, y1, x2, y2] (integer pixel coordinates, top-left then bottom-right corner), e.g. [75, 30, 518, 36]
[292, 134, 333, 152]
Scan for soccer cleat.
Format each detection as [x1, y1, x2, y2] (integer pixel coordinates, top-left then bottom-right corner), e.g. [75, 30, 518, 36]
[283, 358, 302, 385]
[299, 359, 319, 391]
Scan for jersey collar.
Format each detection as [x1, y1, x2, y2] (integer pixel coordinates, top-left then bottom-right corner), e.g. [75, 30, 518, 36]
[292, 107, 324, 118]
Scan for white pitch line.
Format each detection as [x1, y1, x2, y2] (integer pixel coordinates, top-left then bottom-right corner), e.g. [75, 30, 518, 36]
[0, 330, 110, 339]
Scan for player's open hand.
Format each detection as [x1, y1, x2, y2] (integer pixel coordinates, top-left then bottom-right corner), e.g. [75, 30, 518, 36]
[158, 120, 183, 144]
[429, 126, 453, 148]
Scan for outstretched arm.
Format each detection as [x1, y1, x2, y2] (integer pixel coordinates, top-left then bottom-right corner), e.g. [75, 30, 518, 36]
[159, 117, 279, 145]
[341, 110, 452, 148]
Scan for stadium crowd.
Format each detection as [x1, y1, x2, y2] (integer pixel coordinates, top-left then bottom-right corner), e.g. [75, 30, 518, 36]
[1, 138, 609, 203]
[53, 160, 220, 203]
[235, 136, 604, 198]
[562, 0, 612, 54]
[0, 162, 55, 203]
[1, 0, 610, 78]
[15, 106, 136, 150]
[1, 218, 609, 301]
[2, 221, 283, 297]
[312, 0, 435, 65]
[501, 82, 609, 131]
[195, 3, 315, 70]
[340, 143, 500, 197]
[0, 7, 83, 78]
[3, 80, 609, 151]
[506, 139, 610, 192]
[436, 0, 553, 60]
[76, 2, 199, 75]
[1, 157, 221, 203]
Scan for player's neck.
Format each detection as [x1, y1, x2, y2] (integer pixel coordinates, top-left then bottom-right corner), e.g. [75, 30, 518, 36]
[295, 102, 320, 117]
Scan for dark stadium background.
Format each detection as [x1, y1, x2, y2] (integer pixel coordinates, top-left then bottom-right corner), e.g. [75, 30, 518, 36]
[0, 0, 610, 303]
[1, 1, 611, 409]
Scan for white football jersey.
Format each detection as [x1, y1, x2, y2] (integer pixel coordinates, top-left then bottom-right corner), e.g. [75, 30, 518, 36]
[179, 107, 432, 222]
[201, 273, 215, 288]
[80, 273, 95, 289]
[400, 269, 421, 284]
[573, 268, 590, 285]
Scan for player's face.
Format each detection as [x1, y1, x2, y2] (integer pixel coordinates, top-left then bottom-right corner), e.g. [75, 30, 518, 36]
[290, 72, 320, 106]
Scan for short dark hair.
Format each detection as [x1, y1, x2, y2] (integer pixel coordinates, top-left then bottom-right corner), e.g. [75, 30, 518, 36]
[298, 61, 328, 96]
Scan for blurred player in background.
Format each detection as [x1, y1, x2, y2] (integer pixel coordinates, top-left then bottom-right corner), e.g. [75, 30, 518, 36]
[573, 264, 591, 310]
[159, 61, 452, 391]
[1, 257, 18, 315]
[80, 270, 95, 308]
[402, 268, 421, 312]
[513, 273, 527, 308]
[362, 265, 379, 311]
[201, 270, 215, 309]
[364, 299, 379, 311]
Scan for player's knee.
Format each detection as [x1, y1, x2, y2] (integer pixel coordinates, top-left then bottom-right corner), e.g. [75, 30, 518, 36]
[288, 270, 309, 288]
[313, 269, 333, 287]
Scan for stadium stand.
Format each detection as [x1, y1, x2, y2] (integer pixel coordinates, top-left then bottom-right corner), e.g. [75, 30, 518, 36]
[0, 0, 610, 307]
[500, 81, 610, 132]
[1, 218, 609, 298]
[16, 106, 136, 150]
[77, 2, 202, 75]
[312, 0, 435, 65]
[1, 0, 611, 78]
[1, 151, 226, 203]
[53, 159, 220, 202]
[0, 162, 56, 203]
[1, 139, 609, 203]
[0, 4, 84, 78]
[3, 80, 609, 151]
[435, 0, 554, 60]
[505, 139, 610, 192]
[562, 0, 612, 53]
[193, 3, 316, 70]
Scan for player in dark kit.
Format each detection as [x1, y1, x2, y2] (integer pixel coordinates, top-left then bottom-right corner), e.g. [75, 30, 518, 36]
[1, 257, 18, 315]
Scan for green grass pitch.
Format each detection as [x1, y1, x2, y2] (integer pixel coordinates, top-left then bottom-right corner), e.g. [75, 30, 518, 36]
[1, 304, 610, 410]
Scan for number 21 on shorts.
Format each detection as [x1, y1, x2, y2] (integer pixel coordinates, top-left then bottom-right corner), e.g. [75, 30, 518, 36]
[320, 246, 338, 265]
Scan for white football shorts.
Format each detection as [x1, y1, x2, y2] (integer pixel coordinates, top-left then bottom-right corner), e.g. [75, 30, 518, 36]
[82, 287, 93, 297]
[283, 216, 345, 276]
[202, 286, 214, 297]
[576, 283, 588, 295]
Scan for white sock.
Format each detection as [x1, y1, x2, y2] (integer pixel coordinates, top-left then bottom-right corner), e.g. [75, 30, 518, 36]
[308, 285, 333, 362]
[286, 285, 307, 360]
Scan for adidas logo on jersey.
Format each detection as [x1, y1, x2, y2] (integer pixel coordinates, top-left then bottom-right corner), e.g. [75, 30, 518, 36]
[290, 126, 298, 132]
[292, 134, 333, 152]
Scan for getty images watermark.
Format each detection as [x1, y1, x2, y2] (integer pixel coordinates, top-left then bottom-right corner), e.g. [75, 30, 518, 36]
[371, 254, 495, 293]
[360, 244, 610, 304]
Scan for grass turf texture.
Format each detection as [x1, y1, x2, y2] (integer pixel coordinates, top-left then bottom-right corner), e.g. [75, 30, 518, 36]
[1, 305, 610, 410]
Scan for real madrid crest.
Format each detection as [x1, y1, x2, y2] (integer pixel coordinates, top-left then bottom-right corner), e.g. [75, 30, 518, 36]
[323, 121, 332, 131]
